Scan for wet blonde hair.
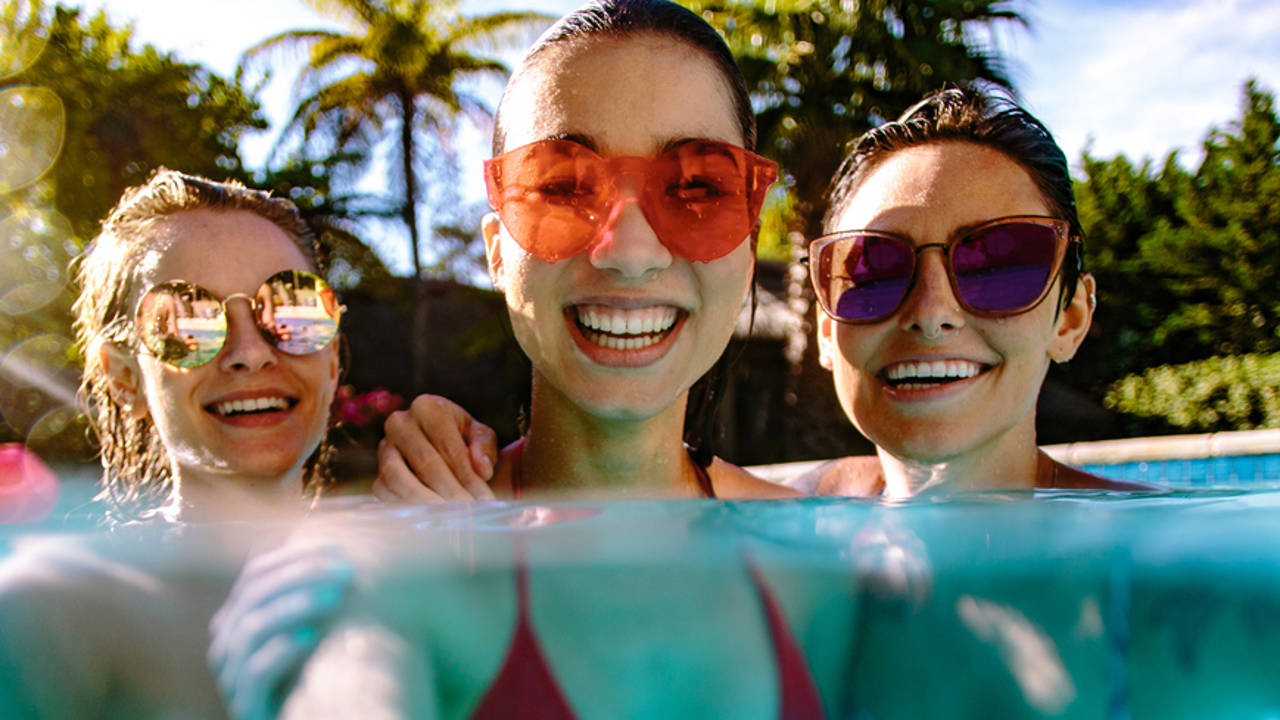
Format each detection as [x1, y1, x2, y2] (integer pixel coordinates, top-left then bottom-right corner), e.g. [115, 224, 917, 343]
[73, 167, 330, 518]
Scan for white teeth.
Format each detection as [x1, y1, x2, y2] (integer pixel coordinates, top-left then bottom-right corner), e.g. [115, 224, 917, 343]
[214, 396, 290, 416]
[575, 305, 678, 337]
[884, 360, 982, 381]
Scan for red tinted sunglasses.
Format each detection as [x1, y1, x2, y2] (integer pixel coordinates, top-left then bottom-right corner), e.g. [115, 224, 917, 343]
[809, 216, 1078, 324]
[484, 139, 777, 263]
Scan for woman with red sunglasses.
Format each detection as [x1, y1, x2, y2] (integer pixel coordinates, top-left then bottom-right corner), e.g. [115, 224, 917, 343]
[800, 87, 1153, 497]
[376, 0, 796, 503]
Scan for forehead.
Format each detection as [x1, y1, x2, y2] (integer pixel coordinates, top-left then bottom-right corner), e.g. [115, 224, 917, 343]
[830, 141, 1051, 237]
[501, 34, 742, 156]
[139, 209, 310, 295]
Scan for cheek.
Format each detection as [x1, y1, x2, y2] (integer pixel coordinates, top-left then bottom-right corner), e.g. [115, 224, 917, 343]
[694, 247, 753, 316]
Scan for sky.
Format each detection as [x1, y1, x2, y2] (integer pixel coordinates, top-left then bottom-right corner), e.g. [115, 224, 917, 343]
[69, 0, 1280, 274]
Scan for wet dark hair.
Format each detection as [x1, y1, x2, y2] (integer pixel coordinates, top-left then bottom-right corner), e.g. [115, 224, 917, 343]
[492, 0, 756, 156]
[824, 86, 1083, 307]
[492, 0, 756, 469]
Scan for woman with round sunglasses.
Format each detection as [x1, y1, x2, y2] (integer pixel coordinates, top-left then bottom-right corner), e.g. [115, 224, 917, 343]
[0, 168, 348, 718]
[800, 86, 1153, 497]
[77, 168, 344, 520]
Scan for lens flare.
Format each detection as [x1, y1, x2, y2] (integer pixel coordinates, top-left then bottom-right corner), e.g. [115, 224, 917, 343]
[0, 203, 72, 315]
[0, 0, 51, 81]
[0, 85, 65, 194]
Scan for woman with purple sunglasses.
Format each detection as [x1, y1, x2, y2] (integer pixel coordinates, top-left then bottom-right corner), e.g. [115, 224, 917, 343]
[798, 86, 1153, 497]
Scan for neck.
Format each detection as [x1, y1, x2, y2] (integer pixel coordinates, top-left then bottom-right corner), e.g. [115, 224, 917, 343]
[514, 373, 702, 499]
[877, 419, 1041, 498]
[166, 464, 307, 523]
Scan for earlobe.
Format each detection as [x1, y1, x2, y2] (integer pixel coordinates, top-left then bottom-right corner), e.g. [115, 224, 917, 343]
[99, 340, 149, 420]
[1048, 274, 1096, 364]
[482, 212, 504, 289]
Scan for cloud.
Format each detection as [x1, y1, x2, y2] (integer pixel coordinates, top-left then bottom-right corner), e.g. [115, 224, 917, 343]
[1009, 0, 1280, 167]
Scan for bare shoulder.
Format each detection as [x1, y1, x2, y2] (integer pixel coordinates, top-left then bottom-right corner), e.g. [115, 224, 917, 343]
[803, 455, 884, 497]
[708, 458, 806, 499]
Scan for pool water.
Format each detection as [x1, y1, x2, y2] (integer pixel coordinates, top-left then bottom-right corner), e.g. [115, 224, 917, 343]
[3, 471, 1279, 717]
[1082, 453, 1280, 488]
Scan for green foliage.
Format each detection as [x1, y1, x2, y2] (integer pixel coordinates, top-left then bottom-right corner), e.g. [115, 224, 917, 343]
[1066, 79, 1280, 413]
[10, 3, 265, 240]
[684, 0, 1024, 238]
[1105, 353, 1280, 433]
[0, 2, 263, 460]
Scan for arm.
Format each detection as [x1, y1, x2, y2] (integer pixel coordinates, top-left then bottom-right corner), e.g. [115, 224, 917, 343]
[374, 394, 500, 502]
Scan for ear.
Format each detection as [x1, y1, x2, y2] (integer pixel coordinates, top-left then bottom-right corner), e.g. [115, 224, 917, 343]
[1048, 273, 1095, 364]
[99, 340, 149, 420]
[482, 212, 504, 289]
[816, 309, 836, 372]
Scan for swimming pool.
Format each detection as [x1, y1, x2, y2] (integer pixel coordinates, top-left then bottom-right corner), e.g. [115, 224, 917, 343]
[3, 456, 1279, 717]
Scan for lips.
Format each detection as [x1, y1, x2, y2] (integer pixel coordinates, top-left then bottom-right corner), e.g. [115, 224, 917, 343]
[205, 392, 299, 419]
[880, 359, 988, 390]
[566, 303, 687, 366]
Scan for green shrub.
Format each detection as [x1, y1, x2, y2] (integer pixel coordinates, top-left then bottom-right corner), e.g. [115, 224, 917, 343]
[1105, 353, 1280, 431]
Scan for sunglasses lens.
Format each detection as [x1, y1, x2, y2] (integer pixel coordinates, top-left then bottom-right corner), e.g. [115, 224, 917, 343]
[819, 234, 915, 321]
[136, 282, 226, 368]
[646, 141, 757, 262]
[953, 222, 1060, 313]
[487, 140, 776, 263]
[257, 270, 341, 355]
[487, 141, 608, 262]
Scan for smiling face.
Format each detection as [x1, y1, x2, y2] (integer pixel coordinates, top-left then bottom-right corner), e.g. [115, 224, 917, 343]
[127, 208, 339, 490]
[484, 34, 754, 421]
[817, 141, 1093, 466]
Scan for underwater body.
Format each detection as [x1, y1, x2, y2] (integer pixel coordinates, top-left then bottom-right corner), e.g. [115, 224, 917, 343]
[3, 484, 1279, 718]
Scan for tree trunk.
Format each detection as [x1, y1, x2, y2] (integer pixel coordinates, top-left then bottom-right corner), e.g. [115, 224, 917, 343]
[399, 87, 430, 393]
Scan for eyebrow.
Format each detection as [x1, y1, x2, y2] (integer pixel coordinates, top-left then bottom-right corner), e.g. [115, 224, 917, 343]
[538, 133, 732, 157]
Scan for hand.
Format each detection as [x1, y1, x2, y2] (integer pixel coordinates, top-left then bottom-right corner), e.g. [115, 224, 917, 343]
[373, 394, 499, 502]
[208, 544, 354, 720]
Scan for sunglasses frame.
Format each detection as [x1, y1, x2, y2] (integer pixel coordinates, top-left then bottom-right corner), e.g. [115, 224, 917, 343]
[134, 269, 343, 369]
[808, 215, 1079, 325]
[483, 138, 778, 263]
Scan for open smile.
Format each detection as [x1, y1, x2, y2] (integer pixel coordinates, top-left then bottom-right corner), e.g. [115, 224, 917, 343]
[566, 303, 688, 367]
[205, 394, 300, 419]
[879, 359, 991, 391]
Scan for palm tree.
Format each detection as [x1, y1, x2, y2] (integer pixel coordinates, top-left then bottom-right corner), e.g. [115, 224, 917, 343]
[242, 0, 550, 388]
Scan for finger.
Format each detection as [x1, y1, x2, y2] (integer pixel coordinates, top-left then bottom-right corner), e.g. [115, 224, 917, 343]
[466, 420, 499, 482]
[212, 577, 349, 693]
[227, 626, 322, 720]
[462, 429, 498, 501]
[372, 442, 449, 503]
[405, 397, 487, 501]
[210, 552, 351, 666]
[381, 409, 473, 501]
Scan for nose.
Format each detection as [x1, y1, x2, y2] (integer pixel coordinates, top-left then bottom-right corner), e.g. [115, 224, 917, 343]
[217, 298, 278, 373]
[587, 176, 673, 279]
[898, 247, 965, 339]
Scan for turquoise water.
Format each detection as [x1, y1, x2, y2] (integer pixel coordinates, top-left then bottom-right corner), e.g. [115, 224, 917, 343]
[1082, 453, 1280, 487]
[4, 471, 1280, 717]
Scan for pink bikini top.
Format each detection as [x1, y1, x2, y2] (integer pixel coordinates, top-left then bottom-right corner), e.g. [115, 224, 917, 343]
[470, 440, 825, 720]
